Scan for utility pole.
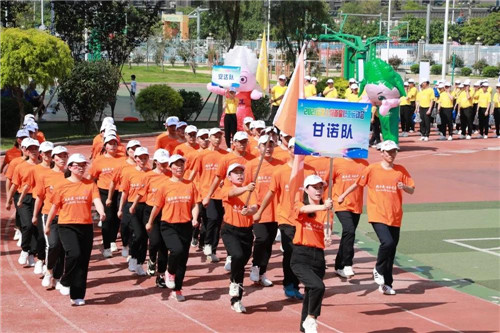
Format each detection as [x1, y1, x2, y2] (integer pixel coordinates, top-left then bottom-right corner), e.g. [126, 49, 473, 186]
[386, 0, 392, 57]
[39, 0, 46, 30]
[425, 3, 431, 44]
[442, 0, 450, 80]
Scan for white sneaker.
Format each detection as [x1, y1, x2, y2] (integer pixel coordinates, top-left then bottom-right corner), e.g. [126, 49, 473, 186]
[13, 229, 21, 240]
[231, 300, 246, 313]
[224, 256, 232, 272]
[102, 248, 112, 258]
[170, 291, 185, 302]
[97, 221, 102, 228]
[229, 282, 241, 297]
[71, 298, 85, 306]
[466, 135, 471, 140]
[458, 130, 462, 135]
[343, 266, 355, 276]
[379, 284, 397, 295]
[55, 280, 63, 290]
[207, 254, 219, 263]
[447, 136, 453, 141]
[135, 264, 147, 276]
[128, 258, 137, 272]
[16, 235, 22, 247]
[33, 260, 44, 275]
[409, 130, 414, 133]
[59, 285, 70, 296]
[41, 272, 53, 288]
[18, 251, 29, 265]
[419, 136, 425, 141]
[110, 242, 118, 252]
[424, 137, 429, 141]
[275, 229, 281, 242]
[259, 274, 273, 287]
[483, 135, 488, 139]
[249, 266, 259, 282]
[27, 255, 35, 267]
[474, 130, 479, 134]
[302, 316, 318, 333]
[203, 244, 212, 256]
[373, 268, 385, 285]
[42, 264, 47, 275]
[336, 266, 355, 278]
[166, 273, 176, 289]
[121, 246, 129, 257]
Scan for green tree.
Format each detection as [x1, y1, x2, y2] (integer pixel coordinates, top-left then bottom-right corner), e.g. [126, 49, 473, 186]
[402, 0, 425, 10]
[58, 61, 120, 133]
[338, 1, 383, 37]
[0, 1, 31, 28]
[0, 28, 73, 120]
[207, 1, 241, 50]
[460, 13, 500, 45]
[135, 84, 183, 128]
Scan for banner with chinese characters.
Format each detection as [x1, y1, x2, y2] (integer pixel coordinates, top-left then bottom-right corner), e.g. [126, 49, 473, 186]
[211, 66, 241, 88]
[294, 98, 372, 158]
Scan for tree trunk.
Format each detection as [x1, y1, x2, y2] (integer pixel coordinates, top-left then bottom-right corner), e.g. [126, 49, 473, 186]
[109, 97, 116, 119]
[13, 86, 25, 128]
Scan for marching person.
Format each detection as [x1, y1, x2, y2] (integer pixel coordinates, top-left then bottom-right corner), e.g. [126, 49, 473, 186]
[155, 117, 180, 154]
[322, 79, 338, 98]
[437, 82, 454, 141]
[494, 83, 500, 138]
[457, 80, 474, 139]
[407, 79, 418, 133]
[415, 79, 435, 141]
[476, 82, 492, 139]
[44, 153, 106, 306]
[146, 154, 199, 302]
[338, 140, 415, 295]
[399, 82, 412, 137]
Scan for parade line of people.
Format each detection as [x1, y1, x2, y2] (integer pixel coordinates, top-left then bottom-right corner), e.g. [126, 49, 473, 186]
[4, 110, 419, 333]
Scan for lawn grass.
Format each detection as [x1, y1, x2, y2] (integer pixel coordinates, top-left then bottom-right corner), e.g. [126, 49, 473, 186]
[121, 65, 211, 83]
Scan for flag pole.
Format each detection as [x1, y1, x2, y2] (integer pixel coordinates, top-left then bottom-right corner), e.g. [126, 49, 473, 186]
[244, 136, 271, 207]
[326, 157, 334, 242]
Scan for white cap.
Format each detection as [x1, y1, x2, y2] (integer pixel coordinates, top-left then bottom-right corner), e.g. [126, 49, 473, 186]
[176, 121, 187, 129]
[165, 117, 179, 127]
[103, 129, 117, 138]
[185, 125, 197, 134]
[438, 83, 445, 88]
[209, 128, 223, 136]
[243, 117, 254, 125]
[102, 117, 115, 126]
[303, 174, 326, 188]
[474, 81, 480, 86]
[263, 126, 278, 134]
[252, 120, 266, 129]
[134, 147, 149, 157]
[258, 134, 274, 145]
[22, 138, 40, 148]
[496, 82, 500, 88]
[100, 122, 116, 132]
[351, 83, 359, 89]
[25, 123, 37, 132]
[419, 78, 430, 85]
[455, 80, 461, 84]
[67, 153, 87, 165]
[197, 129, 210, 137]
[16, 129, 29, 138]
[445, 81, 451, 86]
[304, 75, 311, 81]
[278, 74, 286, 80]
[463, 79, 471, 85]
[287, 137, 296, 148]
[168, 154, 186, 166]
[404, 82, 409, 86]
[380, 140, 399, 151]
[153, 149, 170, 163]
[349, 78, 356, 83]
[227, 163, 245, 176]
[458, 83, 464, 88]
[229, 86, 237, 93]
[327, 79, 334, 83]
[104, 135, 118, 144]
[52, 146, 68, 156]
[408, 78, 415, 83]
[311, 77, 318, 82]
[23, 115, 35, 125]
[233, 131, 249, 141]
[280, 131, 290, 138]
[126, 140, 141, 149]
[39, 141, 54, 153]
[481, 82, 489, 87]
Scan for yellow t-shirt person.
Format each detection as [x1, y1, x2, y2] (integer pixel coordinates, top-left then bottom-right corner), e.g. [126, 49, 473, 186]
[438, 91, 454, 108]
[477, 89, 491, 108]
[416, 88, 434, 108]
[304, 84, 317, 98]
[224, 94, 238, 114]
[323, 86, 338, 98]
[494, 92, 500, 108]
[407, 86, 418, 102]
[458, 90, 473, 108]
[271, 84, 287, 107]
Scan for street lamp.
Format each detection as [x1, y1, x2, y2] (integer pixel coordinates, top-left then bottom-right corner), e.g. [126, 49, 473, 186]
[39, 0, 46, 30]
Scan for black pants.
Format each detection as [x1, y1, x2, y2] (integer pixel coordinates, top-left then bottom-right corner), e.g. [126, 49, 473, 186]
[42, 215, 65, 279]
[13, 192, 21, 229]
[291, 245, 326, 332]
[144, 204, 168, 273]
[279, 224, 300, 289]
[59, 224, 94, 300]
[419, 107, 431, 137]
[18, 193, 37, 255]
[410, 102, 416, 130]
[478, 107, 489, 136]
[269, 105, 279, 122]
[130, 202, 149, 264]
[99, 189, 120, 249]
[205, 199, 224, 254]
[221, 223, 253, 304]
[372, 222, 400, 287]
[224, 113, 237, 148]
[36, 212, 46, 261]
[161, 221, 193, 291]
[121, 201, 133, 248]
[369, 117, 381, 145]
[192, 203, 207, 249]
[400, 105, 412, 132]
[439, 107, 453, 137]
[494, 108, 500, 136]
[461, 107, 474, 136]
[472, 103, 478, 131]
[334, 211, 360, 270]
[252, 222, 278, 275]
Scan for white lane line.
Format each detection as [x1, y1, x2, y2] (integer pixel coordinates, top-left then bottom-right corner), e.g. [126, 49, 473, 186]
[3, 215, 87, 333]
[443, 238, 500, 257]
[391, 305, 464, 332]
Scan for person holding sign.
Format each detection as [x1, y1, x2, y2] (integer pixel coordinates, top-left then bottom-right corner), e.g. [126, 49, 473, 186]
[323, 79, 338, 99]
[223, 88, 239, 149]
[291, 175, 332, 333]
[338, 140, 415, 295]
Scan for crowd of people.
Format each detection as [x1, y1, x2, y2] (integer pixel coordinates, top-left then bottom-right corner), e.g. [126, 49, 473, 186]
[4, 109, 418, 333]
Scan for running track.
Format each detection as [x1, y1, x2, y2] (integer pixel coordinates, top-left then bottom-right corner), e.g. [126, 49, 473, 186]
[1, 133, 499, 332]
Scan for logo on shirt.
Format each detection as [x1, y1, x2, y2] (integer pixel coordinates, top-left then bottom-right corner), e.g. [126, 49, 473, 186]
[375, 184, 397, 193]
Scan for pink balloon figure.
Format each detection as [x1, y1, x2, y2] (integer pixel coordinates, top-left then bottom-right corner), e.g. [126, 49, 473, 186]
[206, 46, 263, 131]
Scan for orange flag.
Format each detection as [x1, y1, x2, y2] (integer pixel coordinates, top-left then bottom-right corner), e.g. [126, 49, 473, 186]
[272, 44, 306, 137]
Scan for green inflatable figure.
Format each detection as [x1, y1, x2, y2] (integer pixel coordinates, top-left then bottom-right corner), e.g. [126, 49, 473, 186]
[359, 59, 406, 144]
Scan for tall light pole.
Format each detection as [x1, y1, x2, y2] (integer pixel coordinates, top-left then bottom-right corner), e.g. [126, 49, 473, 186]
[441, 0, 450, 80]
[386, 0, 392, 59]
[39, 0, 46, 30]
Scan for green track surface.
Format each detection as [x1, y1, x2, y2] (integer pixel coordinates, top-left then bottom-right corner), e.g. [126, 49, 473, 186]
[338, 201, 500, 304]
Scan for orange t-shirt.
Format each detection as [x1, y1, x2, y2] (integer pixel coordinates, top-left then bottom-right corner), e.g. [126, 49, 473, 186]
[216, 151, 257, 188]
[268, 163, 316, 226]
[33, 169, 66, 215]
[3, 147, 22, 167]
[222, 185, 257, 228]
[195, 148, 229, 200]
[32, 164, 53, 198]
[293, 202, 327, 249]
[121, 167, 150, 203]
[155, 133, 180, 154]
[155, 179, 197, 223]
[357, 163, 414, 227]
[5, 157, 26, 180]
[111, 160, 136, 192]
[332, 158, 369, 214]
[174, 143, 200, 157]
[12, 161, 39, 194]
[305, 156, 330, 182]
[36, 131, 46, 143]
[273, 145, 290, 162]
[244, 157, 285, 223]
[141, 170, 170, 207]
[91, 134, 124, 160]
[51, 178, 100, 224]
[89, 155, 126, 190]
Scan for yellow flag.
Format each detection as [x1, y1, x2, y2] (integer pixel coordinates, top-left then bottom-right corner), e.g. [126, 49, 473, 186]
[256, 30, 269, 91]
